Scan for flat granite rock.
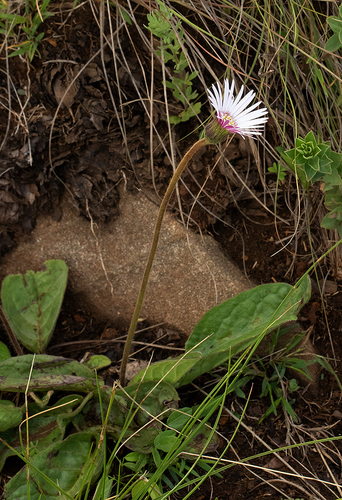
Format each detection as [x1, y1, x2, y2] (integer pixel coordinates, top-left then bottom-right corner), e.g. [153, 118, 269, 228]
[0, 189, 251, 335]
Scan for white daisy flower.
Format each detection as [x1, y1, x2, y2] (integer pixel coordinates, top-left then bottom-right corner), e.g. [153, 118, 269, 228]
[207, 79, 268, 139]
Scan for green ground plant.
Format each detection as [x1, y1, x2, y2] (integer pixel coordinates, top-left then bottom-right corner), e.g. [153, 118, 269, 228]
[231, 324, 316, 423]
[268, 162, 287, 182]
[0, 0, 53, 60]
[0, 259, 314, 499]
[277, 131, 342, 236]
[325, 4, 342, 53]
[145, 0, 201, 124]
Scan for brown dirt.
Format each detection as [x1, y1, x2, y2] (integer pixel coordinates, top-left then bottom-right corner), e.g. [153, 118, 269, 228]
[1, 3, 342, 500]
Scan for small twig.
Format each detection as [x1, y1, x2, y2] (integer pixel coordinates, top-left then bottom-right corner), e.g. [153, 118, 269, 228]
[36, 0, 43, 23]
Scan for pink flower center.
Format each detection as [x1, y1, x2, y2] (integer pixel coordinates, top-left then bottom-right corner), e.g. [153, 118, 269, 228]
[221, 113, 235, 126]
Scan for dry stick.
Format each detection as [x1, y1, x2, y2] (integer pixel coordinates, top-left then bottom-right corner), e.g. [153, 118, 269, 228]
[119, 137, 208, 385]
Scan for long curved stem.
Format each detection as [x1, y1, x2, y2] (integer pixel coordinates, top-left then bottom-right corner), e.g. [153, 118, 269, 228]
[119, 137, 208, 385]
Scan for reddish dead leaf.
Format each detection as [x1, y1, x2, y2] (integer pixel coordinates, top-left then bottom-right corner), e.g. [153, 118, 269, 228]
[218, 411, 230, 426]
[47, 38, 57, 47]
[307, 301, 320, 325]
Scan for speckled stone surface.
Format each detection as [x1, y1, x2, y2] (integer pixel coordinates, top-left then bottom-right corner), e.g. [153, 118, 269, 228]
[0, 189, 251, 335]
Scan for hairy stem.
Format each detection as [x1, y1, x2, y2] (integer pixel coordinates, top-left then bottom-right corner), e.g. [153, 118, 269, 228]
[119, 137, 208, 385]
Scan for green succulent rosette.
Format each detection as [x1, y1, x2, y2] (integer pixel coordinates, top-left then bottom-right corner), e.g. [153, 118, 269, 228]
[276, 131, 341, 190]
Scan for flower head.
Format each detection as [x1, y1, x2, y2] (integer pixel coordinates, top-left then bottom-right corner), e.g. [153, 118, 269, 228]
[206, 79, 268, 141]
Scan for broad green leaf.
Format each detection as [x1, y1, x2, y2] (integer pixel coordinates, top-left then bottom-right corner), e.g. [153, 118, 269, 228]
[321, 208, 342, 234]
[0, 354, 101, 392]
[167, 407, 193, 430]
[0, 401, 23, 431]
[328, 17, 342, 34]
[124, 452, 148, 471]
[131, 278, 311, 388]
[118, 422, 162, 454]
[323, 170, 342, 193]
[0, 395, 84, 472]
[85, 355, 111, 371]
[122, 381, 179, 426]
[4, 432, 102, 500]
[74, 381, 180, 454]
[325, 187, 342, 210]
[1, 260, 68, 353]
[186, 277, 311, 354]
[128, 351, 201, 387]
[325, 34, 342, 53]
[0, 342, 10, 362]
[101, 381, 179, 429]
[183, 424, 220, 455]
[124, 452, 142, 462]
[154, 430, 178, 452]
[176, 277, 311, 386]
[162, 417, 220, 461]
[169, 115, 182, 125]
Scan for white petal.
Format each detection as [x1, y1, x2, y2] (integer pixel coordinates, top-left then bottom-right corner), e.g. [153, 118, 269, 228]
[230, 90, 255, 116]
[222, 79, 234, 110]
[207, 78, 269, 139]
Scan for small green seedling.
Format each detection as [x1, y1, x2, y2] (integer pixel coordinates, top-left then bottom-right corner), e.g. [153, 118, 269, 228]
[268, 162, 287, 181]
[123, 405, 221, 497]
[230, 324, 316, 422]
[146, 0, 201, 124]
[0, 0, 54, 60]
